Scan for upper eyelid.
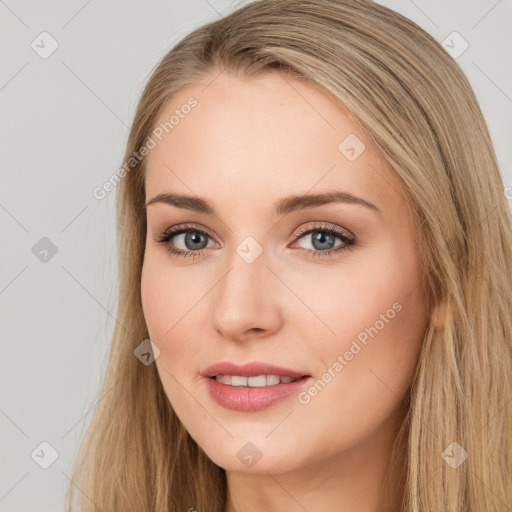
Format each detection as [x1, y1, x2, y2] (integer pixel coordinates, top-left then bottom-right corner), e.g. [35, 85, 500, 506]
[161, 223, 216, 241]
[295, 223, 353, 239]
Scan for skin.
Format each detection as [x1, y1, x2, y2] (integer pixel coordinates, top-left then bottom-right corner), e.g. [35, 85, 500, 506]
[141, 70, 432, 512]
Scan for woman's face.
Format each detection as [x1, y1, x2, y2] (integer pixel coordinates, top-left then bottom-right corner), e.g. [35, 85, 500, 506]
[141, 71, 429, 474]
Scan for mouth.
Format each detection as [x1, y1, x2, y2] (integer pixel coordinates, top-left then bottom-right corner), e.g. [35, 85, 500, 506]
[201, 362, 312, 412]
[201, 361, 310, 380]
[208, 374, 308, 387]
[203, 374, 312, 412]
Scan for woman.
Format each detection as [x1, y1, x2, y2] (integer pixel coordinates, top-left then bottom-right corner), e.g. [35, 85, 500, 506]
[66, 0, 512, 510]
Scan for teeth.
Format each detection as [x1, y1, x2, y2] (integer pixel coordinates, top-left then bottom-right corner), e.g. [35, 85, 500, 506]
[214, 374, 298, 386]
[265, 375, 280, 386]
[231, 376, 247, 386]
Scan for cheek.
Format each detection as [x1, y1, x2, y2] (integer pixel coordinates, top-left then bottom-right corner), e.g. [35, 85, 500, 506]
[140, 255, 198, 369]
[140, 250, 217, 365]
[141, 257, 207, 430]
[288, 235, 427, 354]
[262, 267, 426, 467]
[140, 258, 169, 342]
[294, 243, 428, 436]
[141, 245, 201, 340]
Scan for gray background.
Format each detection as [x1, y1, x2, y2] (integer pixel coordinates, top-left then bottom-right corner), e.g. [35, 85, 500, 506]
[1, 1, 511, 510]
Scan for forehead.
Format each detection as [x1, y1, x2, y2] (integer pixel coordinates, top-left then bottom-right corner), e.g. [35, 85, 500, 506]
[144, 71, 404, 217]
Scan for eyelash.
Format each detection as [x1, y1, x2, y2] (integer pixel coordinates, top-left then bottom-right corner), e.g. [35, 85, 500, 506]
[153, 222, 356, 260]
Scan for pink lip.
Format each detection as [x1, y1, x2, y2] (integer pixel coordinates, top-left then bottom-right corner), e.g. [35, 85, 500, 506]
[202, 361, 312, 412]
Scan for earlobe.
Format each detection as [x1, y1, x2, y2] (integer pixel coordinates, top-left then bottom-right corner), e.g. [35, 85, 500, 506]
[430, 300, 447, 330]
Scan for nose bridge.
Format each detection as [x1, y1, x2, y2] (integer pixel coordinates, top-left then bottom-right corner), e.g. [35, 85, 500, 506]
[220, 231, 270, 295]
[210, 238, 281, 340]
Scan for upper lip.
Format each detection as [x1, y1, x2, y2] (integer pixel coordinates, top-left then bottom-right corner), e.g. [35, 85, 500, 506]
[202, 361, 309, 379]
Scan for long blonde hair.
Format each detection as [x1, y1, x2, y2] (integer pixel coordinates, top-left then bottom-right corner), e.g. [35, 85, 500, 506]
[66, 1, 512, 510]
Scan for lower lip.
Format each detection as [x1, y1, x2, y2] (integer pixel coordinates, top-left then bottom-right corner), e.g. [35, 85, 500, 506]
[204, 376, 311, 412]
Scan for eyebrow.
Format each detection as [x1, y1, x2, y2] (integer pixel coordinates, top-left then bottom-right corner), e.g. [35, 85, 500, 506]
[144, 190, 380, 216]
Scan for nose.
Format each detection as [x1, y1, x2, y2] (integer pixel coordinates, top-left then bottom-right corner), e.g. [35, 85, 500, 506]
[210, 250, 283, 343]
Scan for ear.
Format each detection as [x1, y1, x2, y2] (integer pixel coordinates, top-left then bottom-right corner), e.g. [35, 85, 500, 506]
[430, 299, 447, 330]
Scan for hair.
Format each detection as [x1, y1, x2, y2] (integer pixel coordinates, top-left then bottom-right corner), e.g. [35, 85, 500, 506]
[65, 0, 512, 510]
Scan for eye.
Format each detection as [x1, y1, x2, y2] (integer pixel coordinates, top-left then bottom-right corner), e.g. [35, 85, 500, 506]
[291, 223, 355, 259]
[153, 222, 356, 260]
[153, 223, 216, 260]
